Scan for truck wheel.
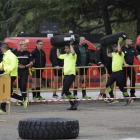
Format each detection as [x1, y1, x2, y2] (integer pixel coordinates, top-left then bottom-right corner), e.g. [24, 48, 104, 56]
[50, 34, 79, 47]
[18, 118, 79, 139]
[100, 31, 127, 47]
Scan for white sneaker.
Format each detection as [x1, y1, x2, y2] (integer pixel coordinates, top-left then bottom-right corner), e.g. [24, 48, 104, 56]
[59, 86, 62, 89]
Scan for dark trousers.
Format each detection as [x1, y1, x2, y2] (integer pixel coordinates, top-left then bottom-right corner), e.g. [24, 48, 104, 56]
[63, 75, 75, 96]
[19, 74, 28, 99]
[123, 67, 135, 94]
[1, 77, 23, 112]
[106, 70, 127, 93]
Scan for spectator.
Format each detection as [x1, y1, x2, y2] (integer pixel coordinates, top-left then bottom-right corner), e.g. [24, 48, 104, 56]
[0, 43, 27, 114]
[16, 41, 33, 101]
[31, 40, 46, 100]
[96, 44, 114, 98]
[49, 46, 66, 99]
[122, 38, 140, 97]
[73, 37, 92, 99]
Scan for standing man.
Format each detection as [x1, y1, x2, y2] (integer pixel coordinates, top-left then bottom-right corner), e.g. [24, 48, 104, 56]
[16, 41, 33, 101]
[49, 46, 65, 99]
[122, 38, 140, 97]
[31, 40, 46, 100]
[73, 37, 92, 99]
[106, 38, 133, 105]
[57, 40, 80, 110]
[0, 43, 27, 114]
[96, 44, 114, 98]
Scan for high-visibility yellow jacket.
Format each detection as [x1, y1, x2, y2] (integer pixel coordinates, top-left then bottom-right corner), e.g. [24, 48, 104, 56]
[0, 50, 18, 76]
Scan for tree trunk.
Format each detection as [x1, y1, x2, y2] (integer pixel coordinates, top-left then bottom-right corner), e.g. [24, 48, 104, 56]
[101, 0, 112, 35]
[137, 0, 140, 36]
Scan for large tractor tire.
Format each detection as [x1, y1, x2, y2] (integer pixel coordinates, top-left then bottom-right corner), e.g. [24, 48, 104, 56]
[100, 31, 127, 47]
[50, 34, 79, 47]
[18, 118, 79, 139]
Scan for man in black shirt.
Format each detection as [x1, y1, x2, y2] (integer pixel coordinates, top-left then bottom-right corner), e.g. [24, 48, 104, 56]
[122, 38, 140, 97]
[96, 44, 114, 98]
[16, 41, 33, 100]
[31, 40, 46, 100]
[49, 46, 65, 99]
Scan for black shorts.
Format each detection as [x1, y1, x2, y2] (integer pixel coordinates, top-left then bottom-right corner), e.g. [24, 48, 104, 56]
[32, 70, 43, 78]
[76, 68, 88, 75]
[53, 69, 63, 76]
[98, 66, 112, 76]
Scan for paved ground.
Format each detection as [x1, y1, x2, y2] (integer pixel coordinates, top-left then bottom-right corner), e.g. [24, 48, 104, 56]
[1, 89, 140, 140]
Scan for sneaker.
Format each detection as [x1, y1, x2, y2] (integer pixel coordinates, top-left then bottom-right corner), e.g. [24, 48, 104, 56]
[82, 95, 91, 99]
[72, 101, 80, 109]
[52, 94, 59, 99]
[99, 93, 103, 98]
[108, 99, 118, 104]
[74, 95, 78, 99]
[22, 97, 28, 109]
[38, 96, 45, 100]
[67, 106, 77, 110]
[59, 85, 62, 89]
[33, 97, 39, 100]
[61, 95, 67, 99]
[0, 109, 7, 115]
[125, 99, 133, 106]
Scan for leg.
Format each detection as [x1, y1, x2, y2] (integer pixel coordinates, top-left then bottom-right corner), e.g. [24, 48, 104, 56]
[36, 70, 45, 100]
[81, 68, 90, 99]
[106, 73, 116, 98]
[98, 67, 106, 98]
[115, 71, 133, 106]
[128, 67, 136, 97]
[73, 73, 78, 97]
[20, 75, 28, 100]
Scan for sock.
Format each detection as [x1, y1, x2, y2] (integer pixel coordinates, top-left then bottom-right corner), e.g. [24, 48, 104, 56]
[82, 90, 86, 97]
[73, 87, 77, 96]
[36, 87, 40, 97]
[32, 88, 36, 98]
[22, 92, 27, 101]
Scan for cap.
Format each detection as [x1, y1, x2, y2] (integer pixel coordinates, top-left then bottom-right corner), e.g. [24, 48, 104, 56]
[20, 41, 27, 45]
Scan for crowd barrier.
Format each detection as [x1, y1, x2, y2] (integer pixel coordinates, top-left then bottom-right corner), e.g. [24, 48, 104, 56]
[0, 73, 11, 115]
[1, 65, 140, 112]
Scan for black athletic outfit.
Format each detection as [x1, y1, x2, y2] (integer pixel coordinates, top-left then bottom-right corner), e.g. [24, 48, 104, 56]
[49, 46, 64, 76]
[16, 50, 33, 99]
[31, 47, 46, 78]
[96, 45, 113, 75]
[122, 45, 139, 96]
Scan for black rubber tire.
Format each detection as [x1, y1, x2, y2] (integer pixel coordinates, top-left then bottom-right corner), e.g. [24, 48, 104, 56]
[100, 31, 127, 47]
[50, 34, 79, 47]
[18, 118, 79, 139]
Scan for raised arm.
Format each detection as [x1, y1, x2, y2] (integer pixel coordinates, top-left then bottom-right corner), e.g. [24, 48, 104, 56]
[70, 39, 75, 55]
[106, 47, 112, 58]
[57, 47, 60, 58]
[118, 37, 123, 55]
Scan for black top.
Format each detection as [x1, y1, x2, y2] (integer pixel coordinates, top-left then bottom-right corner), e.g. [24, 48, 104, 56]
[122, 45, 139, 65]
[31, 47, 46, 68]
[96, 45, 113, 67]
[74, 43, 91, 66]
[49, 46, 64, 67]
[16, 50, 33, 76]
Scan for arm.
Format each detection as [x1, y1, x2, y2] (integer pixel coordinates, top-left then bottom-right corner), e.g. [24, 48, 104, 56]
[70, 45, 75, 55]
[136, 55, 140, 61]
[118, 37, 123, 55]
[96, 46, 105, 66]
[106, 47, 112, 58]
[57, 48, 60, 58]
[123, 59, 129, 67]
